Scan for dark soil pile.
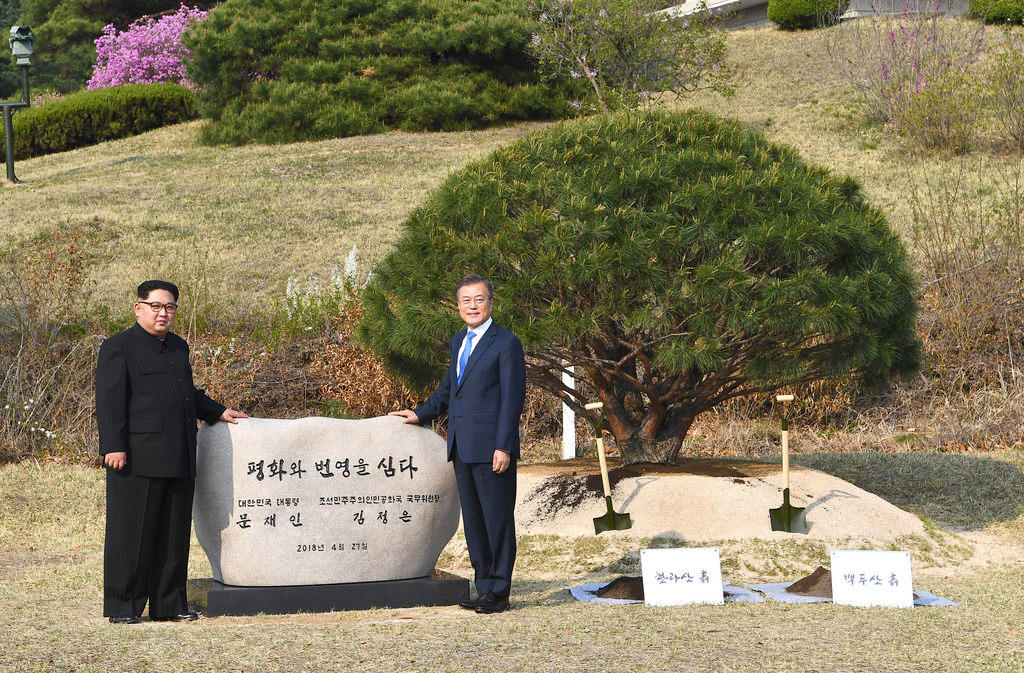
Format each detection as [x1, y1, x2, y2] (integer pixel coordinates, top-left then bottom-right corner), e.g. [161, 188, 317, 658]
[596, 576, 644, 600]
[786, 566, 833, 598]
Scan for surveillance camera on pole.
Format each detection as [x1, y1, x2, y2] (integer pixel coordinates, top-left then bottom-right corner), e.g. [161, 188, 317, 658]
[3, 26, 35, 184]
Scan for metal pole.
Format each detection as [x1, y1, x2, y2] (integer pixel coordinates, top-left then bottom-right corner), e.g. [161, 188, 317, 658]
[3, 106, 16, 183]
[20, 65, 29, 103]
[2, 65, 31, 184]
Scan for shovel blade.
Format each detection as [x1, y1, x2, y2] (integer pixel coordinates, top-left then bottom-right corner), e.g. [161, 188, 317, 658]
[769, 488, 808, 534]
[594, 496, 632, 534]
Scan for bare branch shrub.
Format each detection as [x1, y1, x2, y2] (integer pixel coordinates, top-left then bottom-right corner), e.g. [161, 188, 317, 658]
[901, 157, 1024, 447]
[822, 0, 986, 127]
[985, 27, 1024, 152]
[0, 231, 101, 463]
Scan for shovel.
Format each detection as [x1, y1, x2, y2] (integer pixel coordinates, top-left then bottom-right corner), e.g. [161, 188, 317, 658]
[769, 394, 808, 534]
[584, 402, 632, 534]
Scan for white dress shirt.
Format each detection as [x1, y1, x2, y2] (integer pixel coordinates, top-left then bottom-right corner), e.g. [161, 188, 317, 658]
[456, 317, 492, 379]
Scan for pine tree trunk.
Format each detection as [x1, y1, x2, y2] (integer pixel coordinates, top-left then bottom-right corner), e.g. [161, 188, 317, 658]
[614, 409, 696, 465]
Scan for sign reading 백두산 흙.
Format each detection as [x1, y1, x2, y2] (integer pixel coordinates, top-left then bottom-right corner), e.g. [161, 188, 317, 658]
[193, 416, 460, 587]
[830, 549, 914, 608]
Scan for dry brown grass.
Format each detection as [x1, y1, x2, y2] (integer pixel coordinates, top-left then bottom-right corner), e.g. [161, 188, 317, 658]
[1, 460, 1023, 673]
[0, 120, 543, 321]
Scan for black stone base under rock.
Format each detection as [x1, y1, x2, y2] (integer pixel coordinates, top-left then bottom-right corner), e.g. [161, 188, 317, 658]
[188, 569, 469, 616]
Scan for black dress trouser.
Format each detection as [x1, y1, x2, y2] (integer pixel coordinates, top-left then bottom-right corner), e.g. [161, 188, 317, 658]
[103, 469, 194, 619]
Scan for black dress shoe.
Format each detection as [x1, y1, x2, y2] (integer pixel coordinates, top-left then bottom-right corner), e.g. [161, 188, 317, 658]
[458, 594, 483, 610]
[108, 616, 141, 624]
[169, 611, 199, 622]
[152, 611, 198, 622]
[475, 593, 509, 614]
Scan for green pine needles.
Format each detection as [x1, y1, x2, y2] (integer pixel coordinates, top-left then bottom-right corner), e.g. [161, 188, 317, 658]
[357, 109, 921, 464]
[767, 0, 850, 30]
[183, 0, 581, 145]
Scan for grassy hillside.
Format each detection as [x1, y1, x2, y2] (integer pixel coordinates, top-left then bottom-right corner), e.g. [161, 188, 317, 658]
[1, 22, 1022, 459]
[2, 25, 1018, 316]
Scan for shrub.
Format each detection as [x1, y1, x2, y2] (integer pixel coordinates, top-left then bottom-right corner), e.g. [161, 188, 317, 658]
[529, 0, 732, 113]
[0, 230, 100, 463]
[88, 4, 209, 90]
[357, 109, 921, 464]
[768, 0, 849, 30]
[183, 0, 581, 145]
[969, 0, 1024, 23]
[0, 84, 196, 159]
[823, 1, 986, 125]
[894, 68, 981, 153]
[986, 30, 1024, 151]
[16, 0, 217, 93]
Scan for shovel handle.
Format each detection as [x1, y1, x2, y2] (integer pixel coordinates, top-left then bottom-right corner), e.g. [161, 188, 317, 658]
[596, 435, 612, 498]
[781, 429, 789, 490]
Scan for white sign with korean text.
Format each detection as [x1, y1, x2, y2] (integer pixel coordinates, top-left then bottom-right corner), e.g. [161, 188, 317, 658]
[830, 550, 913, 608]
[641, 547, 724, 606]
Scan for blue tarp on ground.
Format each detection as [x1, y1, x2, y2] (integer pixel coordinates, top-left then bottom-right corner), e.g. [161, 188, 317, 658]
[749, 582, 958, 607]
[569, 581, 957, 606]
[568, 581, 765, 604]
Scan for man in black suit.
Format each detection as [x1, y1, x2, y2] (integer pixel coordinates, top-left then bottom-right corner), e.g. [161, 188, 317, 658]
[96, 280, 246, 623]
[391, 274, 526, 614]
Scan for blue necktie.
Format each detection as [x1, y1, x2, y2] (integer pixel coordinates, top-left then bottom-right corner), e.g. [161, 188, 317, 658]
[457, 331, 475, 385]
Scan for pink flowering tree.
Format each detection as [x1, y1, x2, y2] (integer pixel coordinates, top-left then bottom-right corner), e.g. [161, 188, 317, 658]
[87, 5, 209, 90]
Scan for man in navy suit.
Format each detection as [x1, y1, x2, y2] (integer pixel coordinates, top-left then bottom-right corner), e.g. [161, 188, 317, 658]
[391, 274, 526, 614]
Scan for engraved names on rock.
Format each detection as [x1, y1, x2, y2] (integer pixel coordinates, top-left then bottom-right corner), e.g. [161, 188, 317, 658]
[194, 416, 460, 587]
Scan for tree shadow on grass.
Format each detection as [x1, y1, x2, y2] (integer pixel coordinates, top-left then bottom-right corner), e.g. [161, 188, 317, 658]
[792, 452, 1024, 531]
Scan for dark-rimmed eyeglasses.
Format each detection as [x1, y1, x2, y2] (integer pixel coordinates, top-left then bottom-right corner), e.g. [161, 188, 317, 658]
[137, 301, 178, 313]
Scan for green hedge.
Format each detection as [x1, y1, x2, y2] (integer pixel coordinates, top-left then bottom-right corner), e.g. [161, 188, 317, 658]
[183, 0, 581, 145]
[767, 0, 850, 30]
[969, 0, 1024, 23]
[0, 84, 196, 160]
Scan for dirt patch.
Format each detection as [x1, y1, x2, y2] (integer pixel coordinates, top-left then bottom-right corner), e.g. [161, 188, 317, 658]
[520, 458, 781, 478]
[596, 576, 644, 600]
[524, 466, 644, 519]
[522, 458, 779, 519]
[786, 566, 833, 598]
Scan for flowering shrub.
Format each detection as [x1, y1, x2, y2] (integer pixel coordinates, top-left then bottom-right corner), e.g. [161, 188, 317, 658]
[529, 0, 732, 112]
[823, 0, 986, 150]
[30, 90, 65, 107]
[87, 4, 209, 90]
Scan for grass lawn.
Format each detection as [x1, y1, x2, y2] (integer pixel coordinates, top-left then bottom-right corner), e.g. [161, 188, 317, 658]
[1, 455, 1022, 673]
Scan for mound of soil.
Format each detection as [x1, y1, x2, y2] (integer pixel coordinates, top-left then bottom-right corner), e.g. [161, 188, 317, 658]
[522, 458, 777, 520]
[516, 457, 927, 541]
[596, 576, 644, 600]
[786, 566, 832, 598]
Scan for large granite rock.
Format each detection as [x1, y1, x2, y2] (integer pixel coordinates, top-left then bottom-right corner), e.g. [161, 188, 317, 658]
[194, 416, 459, 587]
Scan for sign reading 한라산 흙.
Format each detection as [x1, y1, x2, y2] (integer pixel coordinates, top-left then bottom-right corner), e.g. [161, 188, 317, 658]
[640, 547, 724, 606]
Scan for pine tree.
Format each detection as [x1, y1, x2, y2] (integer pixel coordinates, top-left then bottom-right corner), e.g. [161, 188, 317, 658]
[357, 109, 922, 464]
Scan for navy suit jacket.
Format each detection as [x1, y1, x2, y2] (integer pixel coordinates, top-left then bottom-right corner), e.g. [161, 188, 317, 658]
[415, 323, 526, 463]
